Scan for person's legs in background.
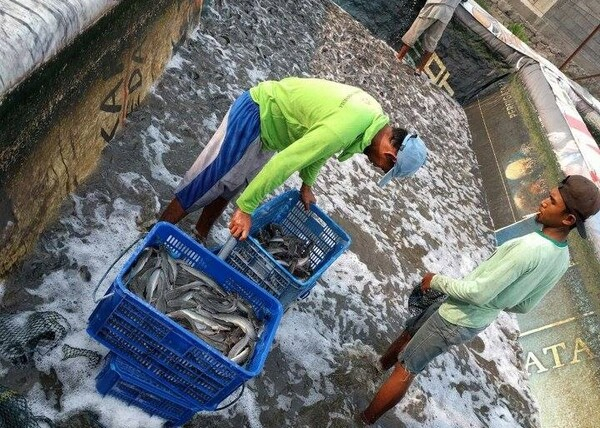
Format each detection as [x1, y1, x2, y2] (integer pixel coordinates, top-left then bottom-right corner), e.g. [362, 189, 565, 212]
[414, 51, 434, 75]
[193, 197, 229, 240]
[359, 306, 485, 424]
[159, 196, 229, 242]
[395, 43, 411, 62]
[159, 197, 187, 224]
[415, 20, 447, 75]
[359, 302, 443, 424]
[396, 16, 432, 64]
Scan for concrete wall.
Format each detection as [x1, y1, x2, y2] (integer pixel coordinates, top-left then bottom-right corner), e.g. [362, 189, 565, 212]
[510, 0, 600, 71]
[543, 1, 600, 68]
[0, 0, 203, 276]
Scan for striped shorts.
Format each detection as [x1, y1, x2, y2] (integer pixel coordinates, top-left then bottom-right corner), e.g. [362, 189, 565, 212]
[175, 91, 274, 212]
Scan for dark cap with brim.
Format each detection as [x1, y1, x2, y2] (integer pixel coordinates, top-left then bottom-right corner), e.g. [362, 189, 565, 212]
[558, 175, 600, 238]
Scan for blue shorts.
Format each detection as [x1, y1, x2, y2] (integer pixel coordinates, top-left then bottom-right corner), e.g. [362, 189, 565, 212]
[175, 91, 273, 212]
[398, 301, 486, 374]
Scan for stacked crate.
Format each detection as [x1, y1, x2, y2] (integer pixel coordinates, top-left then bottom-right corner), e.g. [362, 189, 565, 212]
[87, 223, 283, 426]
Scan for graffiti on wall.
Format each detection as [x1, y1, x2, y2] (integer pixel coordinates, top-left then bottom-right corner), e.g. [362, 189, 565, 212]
[499, 81, 518, 119]
[525, 336, 596, 374]
[99, 42, 146, 143]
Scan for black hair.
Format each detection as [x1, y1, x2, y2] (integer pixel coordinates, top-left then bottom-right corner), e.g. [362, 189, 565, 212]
[391, 127, 409, 150]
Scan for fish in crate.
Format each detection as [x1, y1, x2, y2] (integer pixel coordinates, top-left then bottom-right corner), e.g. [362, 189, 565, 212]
[123, 245, 261, 366]
[254, 223, 314, 280]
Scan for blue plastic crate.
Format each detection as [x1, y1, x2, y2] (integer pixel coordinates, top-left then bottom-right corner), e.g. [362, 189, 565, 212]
[96, 353, 196, 427]
[87, 222, 283, 410]
[221, 190, 351, 308]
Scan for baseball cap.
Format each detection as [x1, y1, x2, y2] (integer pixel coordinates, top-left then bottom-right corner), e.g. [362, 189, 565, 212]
[558, 175, 600, 238]
[377, 134, 427, 187]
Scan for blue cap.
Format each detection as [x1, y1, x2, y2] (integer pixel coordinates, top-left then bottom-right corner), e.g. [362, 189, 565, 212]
[377, 134, 427, 187]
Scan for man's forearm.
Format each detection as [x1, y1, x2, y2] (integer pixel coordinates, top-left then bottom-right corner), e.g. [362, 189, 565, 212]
[430, 275, 491, 306]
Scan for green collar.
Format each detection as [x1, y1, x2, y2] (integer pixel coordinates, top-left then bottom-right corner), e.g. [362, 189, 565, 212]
[536, 231, 568, 248]
[338, 114, 389, 162]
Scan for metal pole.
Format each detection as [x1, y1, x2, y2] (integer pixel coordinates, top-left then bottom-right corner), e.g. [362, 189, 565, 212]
[559, 24, 600, 70]
[573, 72, 600, 82]
[218, 235, 238, 260]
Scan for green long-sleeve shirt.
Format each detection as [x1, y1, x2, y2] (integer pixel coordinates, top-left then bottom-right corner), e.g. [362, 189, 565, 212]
[430, 231, 570, 328]
[236, 77, 389, 213]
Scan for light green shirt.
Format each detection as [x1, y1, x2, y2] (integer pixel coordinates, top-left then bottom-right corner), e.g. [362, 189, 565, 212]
[430, 231, 570, 328]
[236, 77, 389, 213]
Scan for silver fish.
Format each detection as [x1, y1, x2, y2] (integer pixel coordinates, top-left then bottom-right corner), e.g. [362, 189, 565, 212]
[196, 294, 238, 314]
[231, 346, 251, 364]
[211, 313, 257, 340]
[144, 268, 162, 302]
[125, 247, 154, 283]
[227, 334, 250, 360]
[255, 222, 314, 279]
[163, 281, 204, 301]
[177, 263, 225, 296]
[167, 253, 178, 283]
[167, 298, 197, 311]
[168, 309, 230, 332]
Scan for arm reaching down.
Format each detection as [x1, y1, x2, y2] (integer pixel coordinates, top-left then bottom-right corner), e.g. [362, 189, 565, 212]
[229, 209, 252, 240]
[300, 183, 317, 210]
[236, 124, 351, 213]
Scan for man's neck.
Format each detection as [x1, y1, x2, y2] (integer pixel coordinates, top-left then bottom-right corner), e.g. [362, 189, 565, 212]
[540, 226, 570, 243]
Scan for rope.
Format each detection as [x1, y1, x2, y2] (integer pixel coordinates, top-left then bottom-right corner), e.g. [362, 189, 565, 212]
[215, 383, 245, 411]
[93, 233, 146, 302]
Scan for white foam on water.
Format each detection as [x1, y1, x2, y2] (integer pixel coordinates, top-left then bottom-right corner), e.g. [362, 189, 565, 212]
[18, 194, 165, 427]
[245, 65, 269, 85]
[167, 52, 187, 71]
[141, 123, 184, 188]
[202, 112, 220, 133]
